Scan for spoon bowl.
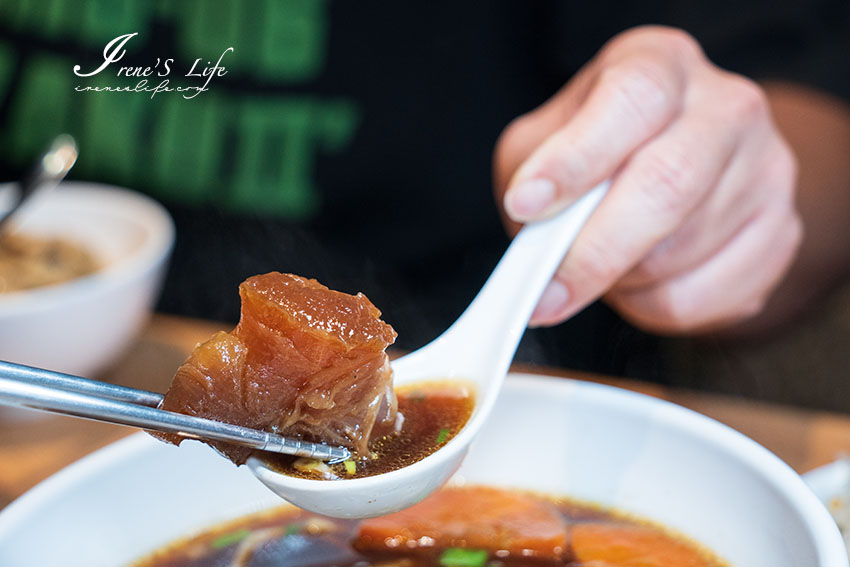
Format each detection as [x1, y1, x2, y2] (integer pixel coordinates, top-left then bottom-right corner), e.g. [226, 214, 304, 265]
[248, 181, 609, 518]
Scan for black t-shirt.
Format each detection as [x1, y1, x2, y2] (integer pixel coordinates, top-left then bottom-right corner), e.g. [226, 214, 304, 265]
[0, 1, 846, 380]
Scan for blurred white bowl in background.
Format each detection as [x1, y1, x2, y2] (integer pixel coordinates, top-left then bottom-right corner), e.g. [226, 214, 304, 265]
[0, 181, 174, 380]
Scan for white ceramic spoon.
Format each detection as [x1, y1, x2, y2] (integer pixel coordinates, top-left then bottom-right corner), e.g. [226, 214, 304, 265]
[248, 180, 610, 518]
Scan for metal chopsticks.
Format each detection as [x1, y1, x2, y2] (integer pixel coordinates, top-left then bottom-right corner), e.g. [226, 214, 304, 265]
[0, 360, 350, 463]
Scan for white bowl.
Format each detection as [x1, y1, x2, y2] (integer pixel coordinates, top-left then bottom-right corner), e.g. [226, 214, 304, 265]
[0, 374, 843, 566]
[804, 459, 850, 554]
[0, 181, 174, 379]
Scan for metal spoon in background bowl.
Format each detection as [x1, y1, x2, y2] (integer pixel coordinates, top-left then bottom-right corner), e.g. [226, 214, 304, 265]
[248, 180, 610, 518]
[0, 134, 78, 235]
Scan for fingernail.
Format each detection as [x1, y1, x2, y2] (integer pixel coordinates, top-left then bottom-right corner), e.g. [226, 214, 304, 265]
[529, 279, 570, 326]
[505, 178, 556, 219]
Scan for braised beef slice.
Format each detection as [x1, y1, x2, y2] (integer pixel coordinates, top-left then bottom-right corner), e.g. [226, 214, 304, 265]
[155, 272, 398, 464]
[354, 486, 569, 561]
[570, 523, 716, 566]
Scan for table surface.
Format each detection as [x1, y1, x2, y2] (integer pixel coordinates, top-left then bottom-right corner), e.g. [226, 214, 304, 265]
[2, 313, 850, 510]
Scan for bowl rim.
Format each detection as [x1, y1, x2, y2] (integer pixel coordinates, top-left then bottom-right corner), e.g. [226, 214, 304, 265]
[0, 373, 844, 564]
[0, 181, 174, 314]
[804, 458, 850, 504]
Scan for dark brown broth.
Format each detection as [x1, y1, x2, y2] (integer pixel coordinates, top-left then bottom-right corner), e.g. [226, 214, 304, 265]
[263, 381, 475, 479]
[134, 488, 726, 567]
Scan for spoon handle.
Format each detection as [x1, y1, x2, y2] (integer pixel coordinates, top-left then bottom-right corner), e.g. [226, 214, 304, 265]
[444, 181, 609, 375]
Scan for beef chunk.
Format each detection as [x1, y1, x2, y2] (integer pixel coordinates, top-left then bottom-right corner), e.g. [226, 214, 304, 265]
[155, 272, 398, 463]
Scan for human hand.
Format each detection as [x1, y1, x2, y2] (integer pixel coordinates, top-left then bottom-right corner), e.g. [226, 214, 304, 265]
[494, 26, 802, 334]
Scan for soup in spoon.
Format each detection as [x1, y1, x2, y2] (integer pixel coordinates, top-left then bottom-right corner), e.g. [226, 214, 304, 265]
[268, 381, 474, 480]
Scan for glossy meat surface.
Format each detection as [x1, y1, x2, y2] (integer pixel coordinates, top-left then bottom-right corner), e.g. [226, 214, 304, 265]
[155, 272, 398, 463]
[571, 523, 717, 566]
[354, 486, 569, 561]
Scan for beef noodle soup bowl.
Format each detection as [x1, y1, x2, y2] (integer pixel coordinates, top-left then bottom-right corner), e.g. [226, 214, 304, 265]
[0, 375, 844, 566]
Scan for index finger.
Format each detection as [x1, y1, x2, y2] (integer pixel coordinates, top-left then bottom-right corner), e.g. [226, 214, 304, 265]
[504, 31, 695, 222]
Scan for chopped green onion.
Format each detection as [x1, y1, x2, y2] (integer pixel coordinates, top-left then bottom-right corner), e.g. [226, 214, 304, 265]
[284, 523, 300, 536]
[439, 548, 488, 567]
[343, 459, 357, 475]
[211, 528, 250, 549]
[435, 428, 450, 444]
